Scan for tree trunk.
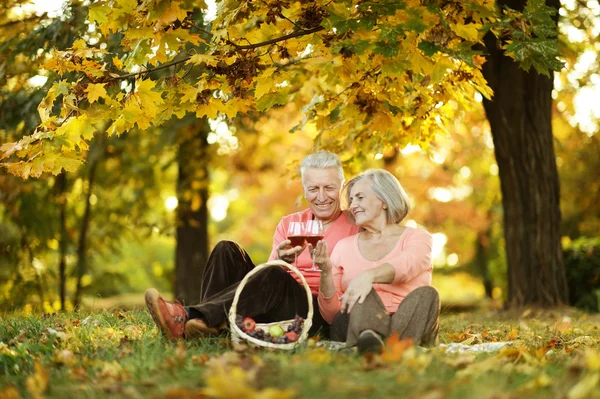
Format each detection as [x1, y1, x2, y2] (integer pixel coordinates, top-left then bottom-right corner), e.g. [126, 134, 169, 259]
[474, 229, 494, 299]
[56, 172, 68, 310]
[481, 0, 567, 306]
[73, 140, 102, 308]
[175, 118, 210, 304]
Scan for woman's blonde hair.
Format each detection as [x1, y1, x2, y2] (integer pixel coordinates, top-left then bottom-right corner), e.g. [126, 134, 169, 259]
[343, 169, 411, 224]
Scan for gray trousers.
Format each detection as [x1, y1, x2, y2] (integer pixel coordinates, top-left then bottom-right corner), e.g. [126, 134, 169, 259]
[330, 286, 440, 347]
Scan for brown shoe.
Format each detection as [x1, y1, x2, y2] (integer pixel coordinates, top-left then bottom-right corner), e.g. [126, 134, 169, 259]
[145, 288, 188, 341]
[357, 329, 385, 355]
[184, 318, 219, 340]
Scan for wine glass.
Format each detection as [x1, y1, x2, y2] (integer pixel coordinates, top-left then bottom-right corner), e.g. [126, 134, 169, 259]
[286, 221, 305, 268]
[305, 220, 324, 271]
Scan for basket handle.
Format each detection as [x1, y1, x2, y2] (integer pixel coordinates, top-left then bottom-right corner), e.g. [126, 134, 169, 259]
[228, 259, 314, 344]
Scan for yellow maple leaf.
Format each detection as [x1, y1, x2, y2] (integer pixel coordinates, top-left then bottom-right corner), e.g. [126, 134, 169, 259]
[187, 54, 219, 67]
[223, 98, 253, 118]
[55, 115, 95, 151]
[113, 56, 124, 70]
[86, 83, 108, 103]
[25, 360, 49, 399]
[157, 1, 188, 27]
[254, 67, 277, 100]
[135, 79, 164, 106]
[179, 84, 199, 103]
[451, 23, 482, 41]
[196, 100, 226, 119]
[408, 50, 435, 75]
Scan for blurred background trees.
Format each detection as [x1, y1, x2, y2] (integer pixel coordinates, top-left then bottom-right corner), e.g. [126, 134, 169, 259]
[1, 0, 598, 312]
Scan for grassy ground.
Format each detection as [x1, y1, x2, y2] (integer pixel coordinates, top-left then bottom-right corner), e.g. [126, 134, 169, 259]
[1, 306, 599, 399]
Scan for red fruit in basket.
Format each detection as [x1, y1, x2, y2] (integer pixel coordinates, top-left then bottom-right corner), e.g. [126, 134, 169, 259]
[242, 317, 256, 332]
[285, 331, 299, 342]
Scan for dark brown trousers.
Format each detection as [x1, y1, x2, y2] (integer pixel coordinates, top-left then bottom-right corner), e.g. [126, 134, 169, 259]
[188, 241, 330, 337]
[330, 286, 440, 347]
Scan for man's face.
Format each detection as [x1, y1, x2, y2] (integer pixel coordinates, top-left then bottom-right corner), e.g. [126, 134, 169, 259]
[303, 167, 343, 222]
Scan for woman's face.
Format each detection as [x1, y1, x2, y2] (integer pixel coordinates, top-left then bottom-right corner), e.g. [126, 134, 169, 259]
[303, 167, 342, 222]
[349, 178, 387, 227]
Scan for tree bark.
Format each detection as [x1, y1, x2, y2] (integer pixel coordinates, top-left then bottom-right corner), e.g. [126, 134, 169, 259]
[481, 0, 568, 306]
[73, 139, 102, 308]
[175, 118, 210, 304]
[474, 229, 494, 299]
[56, 172, 68, 310]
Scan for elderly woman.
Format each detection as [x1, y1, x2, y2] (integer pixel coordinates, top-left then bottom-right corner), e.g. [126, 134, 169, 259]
[145, 151, 359, 341]
[314, 169, 439, 353]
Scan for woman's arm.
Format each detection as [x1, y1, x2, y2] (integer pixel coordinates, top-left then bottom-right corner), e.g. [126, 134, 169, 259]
[340, 263, 395, 313]
[315, 241, 343, 324]
[380, 229, 433, 283]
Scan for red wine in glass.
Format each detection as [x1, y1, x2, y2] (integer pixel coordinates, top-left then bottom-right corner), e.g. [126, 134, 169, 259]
[305, 220, 324, 271]
[305, 235, 324, 246]
[286, 221, 305, 268]
[288, 235, 306, 247]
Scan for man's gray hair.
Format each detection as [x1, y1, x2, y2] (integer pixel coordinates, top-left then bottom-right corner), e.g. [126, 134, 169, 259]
[344, 169, 411, 224]
[300, 151, 345, 186]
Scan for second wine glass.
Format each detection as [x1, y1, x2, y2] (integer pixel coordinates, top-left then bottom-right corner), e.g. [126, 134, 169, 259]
[286, 221, 305, 268]
[305, 220, 324, 271]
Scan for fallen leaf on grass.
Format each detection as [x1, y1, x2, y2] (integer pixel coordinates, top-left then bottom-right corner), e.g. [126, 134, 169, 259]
[505, 328, 519, 341]
[25, 360, 49, 399]
[0, 343, 18, 357]
[442, 352, 476, 368]
[8, 330, 27, 346]
[53, 349, 76, 366]
[381, 333, 413, 363]
[96, 361, 127, 382]
[202, 366, 295, 399]
[0, 385, 20, 399]
[495, 346, 539, 365]
[567, 372, 600, 399]
[305, 348, 332, 365]
[46, 328, 67, 340]
[69, 367, 88, 382]
[231, 341, 250, 353]
[192, 354, 211, 365]
[553, 317, 572, 334]
[518, 373, 552, 391]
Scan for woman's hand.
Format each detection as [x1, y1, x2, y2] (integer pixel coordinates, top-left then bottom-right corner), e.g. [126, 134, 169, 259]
[311, 241, 332, 273]
[340, 270, 374, 313]
[276, 240, 306, 264]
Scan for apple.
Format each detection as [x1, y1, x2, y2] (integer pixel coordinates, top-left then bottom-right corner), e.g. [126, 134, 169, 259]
[268, 325, 285, 338]
[285, 331, 299, 343]
[242, 317, 256, 332]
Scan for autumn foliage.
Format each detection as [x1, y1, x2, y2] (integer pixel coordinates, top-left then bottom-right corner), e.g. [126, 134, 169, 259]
[1, 0, 561, 178]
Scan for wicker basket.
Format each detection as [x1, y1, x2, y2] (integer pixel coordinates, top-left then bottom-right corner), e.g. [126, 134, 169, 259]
[228, 259, 313, 350]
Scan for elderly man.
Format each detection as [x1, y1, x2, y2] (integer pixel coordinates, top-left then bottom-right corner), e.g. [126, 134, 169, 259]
[145, 151, 359, 341]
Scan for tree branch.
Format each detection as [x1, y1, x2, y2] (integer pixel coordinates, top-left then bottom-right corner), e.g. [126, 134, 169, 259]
[106, 56, 192, 82]
[230, 26, 324, 50]
[101, 27, 324, 82]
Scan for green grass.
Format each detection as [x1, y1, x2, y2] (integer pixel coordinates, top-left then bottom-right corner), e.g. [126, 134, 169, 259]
[1, 307, 599, 398]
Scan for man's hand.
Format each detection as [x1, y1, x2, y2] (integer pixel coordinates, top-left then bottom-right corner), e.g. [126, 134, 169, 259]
[340, 270, 374, 314]
[312, 240, 332, 273]
[276, 240, 306, 264]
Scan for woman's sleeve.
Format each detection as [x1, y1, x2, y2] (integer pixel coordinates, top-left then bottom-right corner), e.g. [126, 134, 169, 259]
[268, 219, 286, 261]
[317, 245, 345, 324]
[385, 229, 433, 283]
